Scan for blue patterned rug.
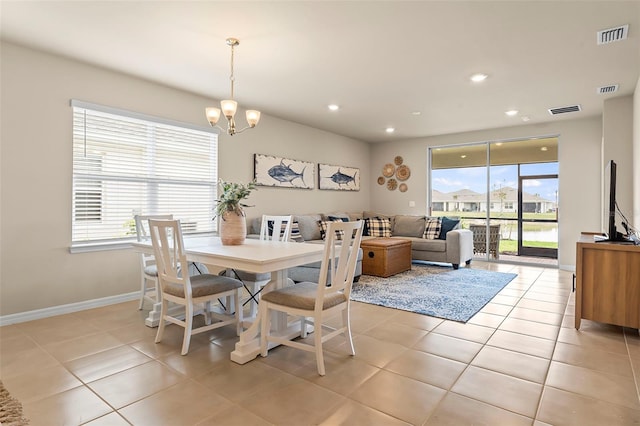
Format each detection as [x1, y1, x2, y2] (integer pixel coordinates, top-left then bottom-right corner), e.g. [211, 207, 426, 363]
[350, 262, 517, 322]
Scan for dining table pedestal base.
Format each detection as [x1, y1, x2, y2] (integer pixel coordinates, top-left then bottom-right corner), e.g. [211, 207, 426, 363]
[231, 270, 313, 364]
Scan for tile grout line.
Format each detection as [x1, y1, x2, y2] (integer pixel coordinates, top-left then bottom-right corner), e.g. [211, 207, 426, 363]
[532, 269, 575, 421]
[623, 330, 640, 405]
[422, 264, 545, 424]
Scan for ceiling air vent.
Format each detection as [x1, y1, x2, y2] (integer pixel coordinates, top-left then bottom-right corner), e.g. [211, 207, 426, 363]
[548, 105, 581, 116]
[597, 84, 619, 94]
[597, 24, 629, 45]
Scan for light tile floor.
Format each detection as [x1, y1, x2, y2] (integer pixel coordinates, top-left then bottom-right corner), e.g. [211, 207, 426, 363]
[2, 261, 640, 425]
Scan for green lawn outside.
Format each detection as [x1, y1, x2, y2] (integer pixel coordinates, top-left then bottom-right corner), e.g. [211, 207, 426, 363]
[431, 211, 559, 251]
[500, 239, 558, 251]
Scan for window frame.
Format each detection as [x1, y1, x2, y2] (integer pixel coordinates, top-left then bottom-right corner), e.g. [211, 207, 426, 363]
[70, 100, 219, 252]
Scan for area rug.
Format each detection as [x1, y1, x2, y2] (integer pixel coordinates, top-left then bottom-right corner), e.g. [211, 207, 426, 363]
[350, 263, 517, 322]
[0, 380, 28, 426]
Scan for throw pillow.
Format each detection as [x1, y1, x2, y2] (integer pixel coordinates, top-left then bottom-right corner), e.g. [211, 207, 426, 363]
[438, 217, 460, 240]
[392, 215, 426, 237]
[267, 220, 304, 242]
[318, 219, 345, 240]
[328, 215, 350, 222]
[290, 221, 304, 242]
[365, 217, 392, 237]
[423, 217, 442, 239]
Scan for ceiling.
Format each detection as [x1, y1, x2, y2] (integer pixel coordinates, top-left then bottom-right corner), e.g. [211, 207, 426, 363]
[1, 1, 638, 143]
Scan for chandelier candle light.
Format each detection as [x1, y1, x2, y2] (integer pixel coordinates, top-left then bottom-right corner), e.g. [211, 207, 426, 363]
[206, 38, 261, 136]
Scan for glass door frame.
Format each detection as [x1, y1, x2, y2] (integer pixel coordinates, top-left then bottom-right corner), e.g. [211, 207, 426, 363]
[517, 173, 558, 258]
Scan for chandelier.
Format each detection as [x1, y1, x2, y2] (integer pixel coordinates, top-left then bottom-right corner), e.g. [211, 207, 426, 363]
[205, 38, 261, 136]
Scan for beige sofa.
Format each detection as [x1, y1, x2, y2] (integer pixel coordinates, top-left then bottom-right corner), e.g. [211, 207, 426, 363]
[249, 211, 474, 282]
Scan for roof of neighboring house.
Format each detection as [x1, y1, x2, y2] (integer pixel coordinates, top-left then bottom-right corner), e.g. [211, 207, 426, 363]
[432, 186, 555, 203]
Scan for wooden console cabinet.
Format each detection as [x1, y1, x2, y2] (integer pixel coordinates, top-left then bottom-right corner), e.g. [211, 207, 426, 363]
[575, 234, 640, 329]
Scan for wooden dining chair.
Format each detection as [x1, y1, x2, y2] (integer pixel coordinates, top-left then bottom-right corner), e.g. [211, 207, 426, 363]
[228, 215, 293, 317]
[259, 220, 363, 375]
[134, 214, 173, 310]
[149, 219, 243, 355]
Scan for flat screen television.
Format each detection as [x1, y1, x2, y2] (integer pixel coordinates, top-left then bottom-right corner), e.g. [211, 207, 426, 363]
[599, 159, 629, 243]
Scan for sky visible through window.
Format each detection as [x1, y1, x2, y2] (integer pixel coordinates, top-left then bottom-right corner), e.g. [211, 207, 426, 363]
[432, 162, 559, 202]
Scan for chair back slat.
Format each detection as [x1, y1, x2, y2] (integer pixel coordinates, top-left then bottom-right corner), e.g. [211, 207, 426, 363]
[134, 214, 174, 242]
[259, 215, 293, 242]
[134, 214, 174, 266]
[316, 220, 363, 309]
[149, 219, 191, 298]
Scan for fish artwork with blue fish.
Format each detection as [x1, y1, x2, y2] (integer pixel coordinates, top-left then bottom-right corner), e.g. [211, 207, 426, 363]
[329, 168, 357, 187]
[267, 159, 306, 186]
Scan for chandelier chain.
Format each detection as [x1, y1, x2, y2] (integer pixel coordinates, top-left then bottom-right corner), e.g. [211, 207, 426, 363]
[229, 42, 235, 99]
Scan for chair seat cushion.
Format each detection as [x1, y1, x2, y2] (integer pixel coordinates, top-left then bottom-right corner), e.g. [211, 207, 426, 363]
[234, 270, 271, 283]
[261, 282, 347, 310]
[163, 274, 241, 298]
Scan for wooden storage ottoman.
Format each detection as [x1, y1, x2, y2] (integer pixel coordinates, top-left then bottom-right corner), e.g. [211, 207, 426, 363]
[361, 238, 412, 277]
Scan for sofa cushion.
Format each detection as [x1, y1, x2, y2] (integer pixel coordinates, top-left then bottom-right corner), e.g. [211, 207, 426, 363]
[393, 215, 426, 237]
[294, 214, 323, 241]
[364, 217, 392, 237]
[411, 238, 447, 252]
[249, 217, 262, 235]
[423, 217, 442, 239]
[438, 217, 460, 240]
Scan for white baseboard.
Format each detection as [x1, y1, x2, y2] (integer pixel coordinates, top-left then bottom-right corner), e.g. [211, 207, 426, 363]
[0, 292, 139, 326]
[559, 264, 576, 272]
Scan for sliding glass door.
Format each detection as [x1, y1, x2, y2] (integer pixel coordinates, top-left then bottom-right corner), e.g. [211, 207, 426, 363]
[518, 169, 558, 258]
[430, 137, 558, 264]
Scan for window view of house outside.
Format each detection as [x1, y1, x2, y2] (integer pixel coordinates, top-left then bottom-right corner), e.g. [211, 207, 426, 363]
[430, 140, 558, 260]
[71, 101, 218, 246]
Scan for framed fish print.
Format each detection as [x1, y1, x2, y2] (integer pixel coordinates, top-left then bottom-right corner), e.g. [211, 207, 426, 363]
[318, 163, 360, 191]
[254, 154, 315, 189]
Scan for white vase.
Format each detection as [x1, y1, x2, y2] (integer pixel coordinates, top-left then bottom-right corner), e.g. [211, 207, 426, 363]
[219, 210, 246, 245]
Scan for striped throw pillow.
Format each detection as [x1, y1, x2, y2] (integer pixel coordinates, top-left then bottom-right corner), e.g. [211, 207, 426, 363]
[268, 220, 303, 242]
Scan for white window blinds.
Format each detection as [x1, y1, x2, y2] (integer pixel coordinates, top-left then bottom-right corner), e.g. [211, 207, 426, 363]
[71, 100, 218, 245]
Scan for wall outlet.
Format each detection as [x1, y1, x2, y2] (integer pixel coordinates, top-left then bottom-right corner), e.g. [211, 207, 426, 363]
[409, 201, 416, 207]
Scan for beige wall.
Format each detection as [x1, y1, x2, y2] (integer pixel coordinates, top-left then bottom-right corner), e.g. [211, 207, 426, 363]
[0, 42, 370, 316]
[634, 76, 640, 230]
[369, 117, 605, 269]
[603, 95, 634, 234]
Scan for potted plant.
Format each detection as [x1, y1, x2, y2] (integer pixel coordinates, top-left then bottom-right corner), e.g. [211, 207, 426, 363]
[214, 179, 257, 245]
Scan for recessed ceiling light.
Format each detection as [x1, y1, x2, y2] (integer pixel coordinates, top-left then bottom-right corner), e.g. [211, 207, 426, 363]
[328, 104, 339, 111]
[460, 154, 467, 158]
[541, 146, 548, 151]
[470, 73, 488, 83]
[505, 110, 519, 116]
[521, 116, 531, 122]
[411, 111, 421, 116]
[385, 127, 395, 133]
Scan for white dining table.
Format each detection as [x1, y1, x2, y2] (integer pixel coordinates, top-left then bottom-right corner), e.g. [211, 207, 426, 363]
[132, 236, 325, 364]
